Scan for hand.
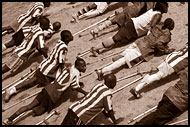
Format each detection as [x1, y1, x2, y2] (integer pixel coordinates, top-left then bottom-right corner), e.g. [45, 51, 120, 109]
[114, 117, 124, 124]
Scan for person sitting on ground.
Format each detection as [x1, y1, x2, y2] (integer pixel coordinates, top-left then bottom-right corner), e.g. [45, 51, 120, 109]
[90, 2, 156, 38]
[4, 30, 73, 103]
[2, 18, 61, 52]
[90, 2, 168, 56]
[95, 18, 175, 81]
[71, 2, 111, 23]
[61, 74, 123, 125]
[134, 67, 188, 125]
[130, 43, 188, 99]
[2, 2, 51, 35]
[3, 58, 88, 125]
[2, 17, 50, 75]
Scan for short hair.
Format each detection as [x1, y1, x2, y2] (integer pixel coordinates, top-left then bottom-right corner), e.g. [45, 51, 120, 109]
[154, 2, 168, 13]
[53, 22, 61, 31]
[75, 57, 86, 67]
[39, 16, 50, 30]
[43, 2, 50, 8]
[60, 30, 73, 44]
[104, 74, 117, 89]
[162, 18, 175, 30]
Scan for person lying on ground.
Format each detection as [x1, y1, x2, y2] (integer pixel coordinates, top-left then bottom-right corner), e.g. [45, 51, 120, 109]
[90, 2, 168, 56]
[61, 74, 123, 125]
[134, 67, 188, 125]
[130, 43, 188, 99]
[71, 2, 111, 23]
[3, 58, 88, 125]
[90, 2, 156, 38]
[95, 18, 175, 81]
[4, 30, 74, 103]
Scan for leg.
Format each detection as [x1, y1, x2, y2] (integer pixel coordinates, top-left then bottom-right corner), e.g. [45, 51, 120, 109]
[135, 95, 181, 125]
[2, 25, 15, 33]
[8, 98, 39, 122]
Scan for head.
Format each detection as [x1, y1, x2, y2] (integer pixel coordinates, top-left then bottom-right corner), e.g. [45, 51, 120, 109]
[60, 30, 73, 45]
[162, 18, 175, 30]
[43, 2, 51, 8]
[39, 16, 50, 30]
[103, 74, 117, 89]
[154, 2, 168, 14]
[53, 22, 61, 32]
[75, 58, 86, 73]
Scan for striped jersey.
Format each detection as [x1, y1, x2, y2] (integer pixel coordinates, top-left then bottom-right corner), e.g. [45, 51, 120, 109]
[14, 25, 45, 57]
[165, 45, 188, 72]
[69, 83, 113, 124]
[39, 40, 68, 77]
[45, 65, 80, 103]
[16, 2, 44, 32]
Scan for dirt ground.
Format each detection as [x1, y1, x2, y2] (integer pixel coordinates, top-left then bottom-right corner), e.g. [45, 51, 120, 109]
[2, 2, 188, 125]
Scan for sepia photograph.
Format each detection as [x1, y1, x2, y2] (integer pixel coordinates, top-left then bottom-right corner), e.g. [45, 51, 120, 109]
[2, 2, 188, 125]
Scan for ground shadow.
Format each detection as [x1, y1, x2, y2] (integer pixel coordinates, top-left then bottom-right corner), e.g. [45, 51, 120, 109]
[88, 113, 114, 125]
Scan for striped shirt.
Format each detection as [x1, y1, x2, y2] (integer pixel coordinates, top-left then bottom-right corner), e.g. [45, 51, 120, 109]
[45, 65, 80, 103]
[16, 2, 44, 32]
[165, 45, 188, 72]
[39, 40, 68, 77]
[69, 83, 113, 124]
[14, 25, 45, 57]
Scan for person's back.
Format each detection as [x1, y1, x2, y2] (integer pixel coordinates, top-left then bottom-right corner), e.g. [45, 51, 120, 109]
[69, 83, 112, 124]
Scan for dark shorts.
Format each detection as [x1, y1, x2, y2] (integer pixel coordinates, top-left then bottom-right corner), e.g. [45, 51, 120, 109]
[113, 19, 138, 45]
[34, 88, 54, 115]
[111, 12, 130, 28]
[12, 29, 25, 46]
[34, 68, 55, 87]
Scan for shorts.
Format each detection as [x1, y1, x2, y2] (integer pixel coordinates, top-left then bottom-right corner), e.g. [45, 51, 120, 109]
[113, 19, 138, 44]
[111, 12, 130, 28]
[5, 52, 24, 72]
[12, 29, 25, 46]
[157, 61, 175, 78]
[34, 68, 55, 87]
[34, 88, 54, 115]
[121, 43, 142, 62]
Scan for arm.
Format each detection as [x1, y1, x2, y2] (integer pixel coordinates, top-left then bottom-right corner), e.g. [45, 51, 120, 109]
[36, 34, 48, 58]
[74, 87, 88, 96]
[150, 14, 162, 28]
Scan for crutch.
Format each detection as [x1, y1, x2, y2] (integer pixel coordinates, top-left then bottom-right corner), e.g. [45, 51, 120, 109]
[2, 68, 37, 94]
[73, 12, 117, 37]
[36, 110, 61, 125]
[85, 76, 144, 125]
[168, 118, 188, 125]
[2, 89, 41, 112]
[87, 49, 125, 65]
[128, 105, 158, 124]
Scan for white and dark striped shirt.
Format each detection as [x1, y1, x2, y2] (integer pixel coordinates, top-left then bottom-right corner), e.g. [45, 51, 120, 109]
[165, 45, 188, 72]
[14, 25, 45, 57]
[16, 2, 44, 32]
[39, 40, 68, 76]
[69, 83, 113, 124]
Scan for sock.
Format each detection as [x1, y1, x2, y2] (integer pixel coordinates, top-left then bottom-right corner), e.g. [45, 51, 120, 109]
[2, 43, 7, 51]
[93, 20, 112, 34]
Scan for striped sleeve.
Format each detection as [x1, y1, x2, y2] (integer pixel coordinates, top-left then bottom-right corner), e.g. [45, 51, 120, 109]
[103, 95, 113, 112]
[58, 48, 67, 64]
[32, 8, 42, 18]
[70, 75, 80, 89]
[37, 33, 45, 49]
[47, 23, 54, 34]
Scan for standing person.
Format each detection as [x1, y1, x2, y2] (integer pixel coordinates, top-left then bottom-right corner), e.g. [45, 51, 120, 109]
[95, 18, 175, 81]
[134, 67, 188, 125]
[2, 17, 50, 74]
[90, 2, 156, 38]
[3, 58, 88, 125]
[2, 2, 50, 34]
[71, 2, 111, 23]
[90, 2, 168, 56]
[130, 43, 188, 99]
[2, 19, 61, 52]
[4, 30, 73, 103]
[61, 74, 123, 125]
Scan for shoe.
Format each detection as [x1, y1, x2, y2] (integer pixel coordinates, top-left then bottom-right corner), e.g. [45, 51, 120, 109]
[71, 14, 78, 23]
[95, 69, 103, 81]
[4, 86, 16, 103]
[90, 30, 98, 39]
[3, 119, 13, 125]
[129, 88, 141, 99]
[90, 47, 99, 57]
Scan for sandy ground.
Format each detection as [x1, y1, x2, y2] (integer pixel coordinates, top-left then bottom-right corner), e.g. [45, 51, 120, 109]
[2, 2, 188, 125]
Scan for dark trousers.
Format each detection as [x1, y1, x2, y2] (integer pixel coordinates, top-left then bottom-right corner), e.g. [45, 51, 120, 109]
[61, 109, 84, 125]
[135, 95, 182, 125]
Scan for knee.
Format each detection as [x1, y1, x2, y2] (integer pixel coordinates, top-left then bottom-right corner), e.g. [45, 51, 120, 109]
[102, 37, 115, 48]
